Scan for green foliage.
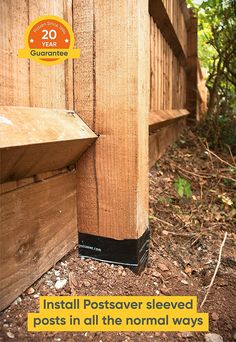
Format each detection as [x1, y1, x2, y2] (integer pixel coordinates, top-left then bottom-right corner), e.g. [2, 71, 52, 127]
[187, 0, 236, 150]
[175, 177, 193, 198]
[197, 112, 236, 151]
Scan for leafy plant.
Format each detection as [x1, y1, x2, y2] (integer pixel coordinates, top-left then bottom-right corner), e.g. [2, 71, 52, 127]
[187, 0, 236, 151]
[175, 177, 193, 198]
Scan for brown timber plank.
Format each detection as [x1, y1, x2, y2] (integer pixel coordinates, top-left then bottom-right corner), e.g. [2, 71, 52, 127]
[75, 0, 150, 240]
[149, 109, 189, 133]
[149, 118, 186, 168]
[28, 0, 73, 109]
[0, 106, 97, 183]
[149, 0, 187, 69]
[0, 172, 77, 311]
[0, 0, 29, 106]
[0, 168, 69, 195]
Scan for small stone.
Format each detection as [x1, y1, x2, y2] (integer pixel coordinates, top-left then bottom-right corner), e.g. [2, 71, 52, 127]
[160, 287, 169, 295]
[122, 271, 126, 276]
[13, 297, 22, 305]
[217, 279, 228, 287]
[155, 290, 160, 295]
[6, 332, 14, 339]
[181, 332, 194, 338]
[45, 280, 53, 286]
[184, 265, 192, 274]
[83, 280, 90, 287]
[55, 279, 67, 290]
[157, 263, 169, 272]
[54, 270, 60, 277]
[33, 293, 40, 298]
[27, 287, 35, 295]
[162, 230, 169, 236]
[152, 271, 162, 278]
[181, 280, 189, 285]
[211, 312, 219, 321]
[205, 333, 223, 342]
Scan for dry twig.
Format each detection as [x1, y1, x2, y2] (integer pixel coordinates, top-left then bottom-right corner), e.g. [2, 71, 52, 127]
[177, 166, 211, 179]
[178, 166, 236, 183]
[198, 137, 235, 169]
[200, 232, 228, 308]
[162, 230, 197, 237]
[226, 144, 236, 167]
[154, 217, 174, 227]
[205, 148, 235, 169]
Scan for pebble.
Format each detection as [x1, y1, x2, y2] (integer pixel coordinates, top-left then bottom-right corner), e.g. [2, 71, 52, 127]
[181, 280, 189, 285]
[54, 270, 60, 277]
[160, 287, 169, 295]
[6, 332, 14, 339]
[152, 271, 162, 278]
[13, 297, 22, 305]
[55, 279, 67, 290]
[157, 263, 169, 272]
[205, 333, 223, 342]
[181, 332, 194, 338]
[83, 280, 90, 287]
[45, 280, 53, 286]
[27, 287, 35, 295]
[184, 265, 192, 274]
[122, 271, 126, 277]
[211, 312, 219, 321]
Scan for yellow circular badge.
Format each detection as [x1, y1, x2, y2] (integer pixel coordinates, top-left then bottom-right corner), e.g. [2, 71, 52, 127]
[18, 15, 80, 65]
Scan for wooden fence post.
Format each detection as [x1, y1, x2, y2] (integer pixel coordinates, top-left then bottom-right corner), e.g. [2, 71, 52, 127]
[74, 0, 150, 271]
[187, 10, 198, 119]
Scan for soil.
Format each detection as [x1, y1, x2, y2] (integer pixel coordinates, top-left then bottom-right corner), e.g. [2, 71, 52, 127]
[0, 130, 235, 342]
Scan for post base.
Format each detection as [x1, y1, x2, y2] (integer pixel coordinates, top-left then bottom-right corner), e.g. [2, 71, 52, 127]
[78, 228, 150, 274]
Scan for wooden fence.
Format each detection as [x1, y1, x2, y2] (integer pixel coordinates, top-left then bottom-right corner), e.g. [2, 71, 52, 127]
[148, 0, 199, 167]
[0, 0, 205, 311]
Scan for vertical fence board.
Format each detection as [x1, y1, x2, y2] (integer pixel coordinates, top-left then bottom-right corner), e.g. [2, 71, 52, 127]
[0, 0, 29, 106]
[28, 0, 73, 109]
[149, 0, 195, 114]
